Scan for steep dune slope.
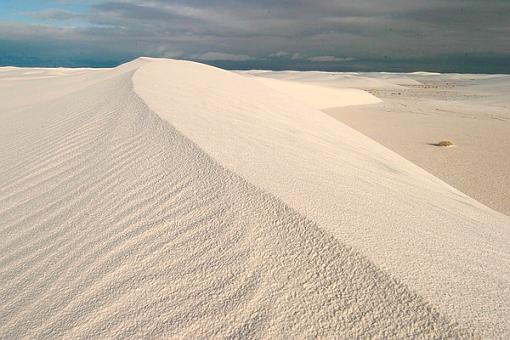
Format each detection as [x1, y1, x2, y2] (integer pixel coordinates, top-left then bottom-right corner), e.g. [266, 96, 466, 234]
[134, 58, 510, 337]
[0, 58, 508, 338]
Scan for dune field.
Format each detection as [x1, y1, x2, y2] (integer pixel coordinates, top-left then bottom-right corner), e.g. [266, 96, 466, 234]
[1, 58, 509, 338]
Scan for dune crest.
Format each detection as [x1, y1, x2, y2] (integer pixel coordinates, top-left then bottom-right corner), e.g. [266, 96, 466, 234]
[0, 58, 508, 338]
[134, 58, 510, 337]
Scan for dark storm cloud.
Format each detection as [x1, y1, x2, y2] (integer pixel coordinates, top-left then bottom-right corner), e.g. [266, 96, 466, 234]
[1, 0, 509, 72]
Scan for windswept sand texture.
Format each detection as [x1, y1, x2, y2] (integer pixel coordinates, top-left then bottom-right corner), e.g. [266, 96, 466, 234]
[1, 58, 509, 338]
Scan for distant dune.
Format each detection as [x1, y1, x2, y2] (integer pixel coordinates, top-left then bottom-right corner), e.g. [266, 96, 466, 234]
[244, 76, 381, 109]
[0, 58, 509, 338]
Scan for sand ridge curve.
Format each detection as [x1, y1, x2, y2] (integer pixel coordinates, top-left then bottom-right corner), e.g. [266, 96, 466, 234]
[134, 58, 510, 338]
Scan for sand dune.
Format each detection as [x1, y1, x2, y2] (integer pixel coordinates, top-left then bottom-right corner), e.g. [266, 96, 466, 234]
[1, 58, 509, 338]
[246, 70, 510, 216]
[245, 76, 381, 109]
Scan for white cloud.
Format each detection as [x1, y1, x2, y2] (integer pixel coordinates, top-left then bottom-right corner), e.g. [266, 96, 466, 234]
[308, 56, 356, 62]
[291, 53, 303, 60]
[270, 51, 290, 57]
[194, 52, 257, 61]
[26, 9, 81, 21]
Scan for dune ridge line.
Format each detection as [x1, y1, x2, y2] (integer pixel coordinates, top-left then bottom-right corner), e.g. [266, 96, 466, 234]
[133, 58, 510, 337]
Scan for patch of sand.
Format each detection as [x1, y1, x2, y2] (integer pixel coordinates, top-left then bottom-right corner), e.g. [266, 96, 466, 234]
[324, 73, 510, 216]
[246, 76, 381, 109]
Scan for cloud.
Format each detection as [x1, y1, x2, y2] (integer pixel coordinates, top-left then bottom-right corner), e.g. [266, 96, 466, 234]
[1, 0, 509, 72]
[291, 53, 303, 60]
[25, 9, 82, 21]
[270, 51, 290, 57]
[194, 52, 257, 61]
[308, 56, 356, 62]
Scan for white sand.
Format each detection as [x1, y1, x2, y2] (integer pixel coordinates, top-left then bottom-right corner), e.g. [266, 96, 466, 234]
[247, 76, 381, 109]
[244, 70, 510, 216]
[1, 58, 509, 338]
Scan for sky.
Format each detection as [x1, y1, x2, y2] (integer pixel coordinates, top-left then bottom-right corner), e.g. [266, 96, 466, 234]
[0, 0, 509, 73]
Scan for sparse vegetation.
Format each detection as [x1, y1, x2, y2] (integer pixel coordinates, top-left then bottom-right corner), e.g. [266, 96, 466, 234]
[436, 140, 454, 147]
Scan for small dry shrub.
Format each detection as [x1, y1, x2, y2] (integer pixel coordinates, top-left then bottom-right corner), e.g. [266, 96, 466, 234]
[436, 140, 454, 147]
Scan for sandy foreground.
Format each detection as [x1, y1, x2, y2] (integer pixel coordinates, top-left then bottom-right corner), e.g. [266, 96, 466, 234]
[1, 58, 509, 338]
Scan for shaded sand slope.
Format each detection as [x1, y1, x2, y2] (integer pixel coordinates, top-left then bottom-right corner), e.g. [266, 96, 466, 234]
[135, 59, 510, 337]
[0, 58, 507, 338]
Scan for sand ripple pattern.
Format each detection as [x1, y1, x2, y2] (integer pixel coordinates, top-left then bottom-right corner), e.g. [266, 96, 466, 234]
[0, 62, 473, 338]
